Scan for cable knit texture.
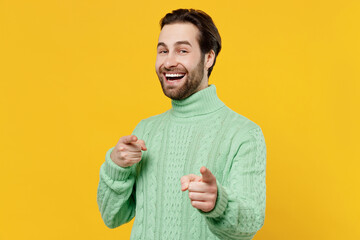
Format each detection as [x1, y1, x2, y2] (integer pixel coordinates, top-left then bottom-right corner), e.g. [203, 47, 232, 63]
[97, 85, 266, 240]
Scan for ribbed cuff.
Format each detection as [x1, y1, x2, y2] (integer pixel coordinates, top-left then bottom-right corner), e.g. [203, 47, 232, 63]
[104, 147, 134, 181]
[200, 181, 228, 218]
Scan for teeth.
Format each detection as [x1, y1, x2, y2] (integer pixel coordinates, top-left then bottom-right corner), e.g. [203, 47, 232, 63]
[165, 73, 185, 77]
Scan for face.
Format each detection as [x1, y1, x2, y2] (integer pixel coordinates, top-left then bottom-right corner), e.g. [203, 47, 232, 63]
[155, 23, 209, 100]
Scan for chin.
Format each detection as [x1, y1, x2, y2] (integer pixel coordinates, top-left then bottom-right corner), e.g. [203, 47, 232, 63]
[163, 89, 186, 100]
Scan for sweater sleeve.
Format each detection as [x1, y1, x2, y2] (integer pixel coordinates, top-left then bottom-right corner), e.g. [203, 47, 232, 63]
[201, 127, 266, 240]
[97, 121, 145, 228]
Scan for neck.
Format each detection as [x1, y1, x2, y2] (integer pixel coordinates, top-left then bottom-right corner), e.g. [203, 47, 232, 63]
[170, 85, 225, 118]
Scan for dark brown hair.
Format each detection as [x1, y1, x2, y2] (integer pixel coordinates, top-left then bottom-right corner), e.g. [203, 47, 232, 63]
[160, 9, 222, 77]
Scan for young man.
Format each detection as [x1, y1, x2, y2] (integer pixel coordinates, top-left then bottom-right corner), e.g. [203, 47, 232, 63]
[97, 9, 266, 240]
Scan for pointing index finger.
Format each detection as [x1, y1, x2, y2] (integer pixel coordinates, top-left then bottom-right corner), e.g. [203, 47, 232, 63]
[120, 135, 138, 144]
[200, 166, 216, 183]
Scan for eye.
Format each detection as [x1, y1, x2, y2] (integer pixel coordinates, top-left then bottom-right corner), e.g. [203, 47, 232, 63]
[179, 50, 188, 54]
[158, 50, 168, 54]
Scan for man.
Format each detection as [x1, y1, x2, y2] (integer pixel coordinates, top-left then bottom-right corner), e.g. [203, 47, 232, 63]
[97, 9, 266, 240]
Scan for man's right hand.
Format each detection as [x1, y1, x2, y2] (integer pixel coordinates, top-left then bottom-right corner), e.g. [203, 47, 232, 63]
[110, 135, 147, 168]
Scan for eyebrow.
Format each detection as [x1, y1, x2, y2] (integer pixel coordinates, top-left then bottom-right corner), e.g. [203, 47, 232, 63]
[157, 41, 192, 48]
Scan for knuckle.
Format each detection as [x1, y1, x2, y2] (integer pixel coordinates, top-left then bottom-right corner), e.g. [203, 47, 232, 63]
[210, 186, 217, 193]
[205, 203, 211, 210]
[180, 178, 186, 185]
[124, 160, 133, 166]
[120, 152, 128, 159]
[117, 144, 125, 151]
[136, 144, 142, 151]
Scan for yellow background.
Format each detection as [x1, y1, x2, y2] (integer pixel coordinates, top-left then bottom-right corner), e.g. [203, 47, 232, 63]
[1, 0, 359, 239]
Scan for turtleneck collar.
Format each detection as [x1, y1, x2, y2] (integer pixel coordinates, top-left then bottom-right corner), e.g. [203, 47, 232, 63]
[170, 85, 225, 118]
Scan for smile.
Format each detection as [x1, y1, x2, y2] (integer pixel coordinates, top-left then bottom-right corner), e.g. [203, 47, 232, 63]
[165, 73, 186, 81]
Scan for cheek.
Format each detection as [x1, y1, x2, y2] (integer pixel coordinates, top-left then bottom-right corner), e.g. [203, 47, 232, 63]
[183, 54, 202, 71]
[155, 57, 162, 72]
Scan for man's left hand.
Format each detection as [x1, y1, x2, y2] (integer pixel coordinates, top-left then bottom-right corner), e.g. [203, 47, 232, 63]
[181, 166, 218, 212]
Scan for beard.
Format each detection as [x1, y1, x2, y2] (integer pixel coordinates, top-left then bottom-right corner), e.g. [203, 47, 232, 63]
[157, 57, 205, 100]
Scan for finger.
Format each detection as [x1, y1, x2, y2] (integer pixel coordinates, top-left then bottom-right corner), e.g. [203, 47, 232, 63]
[200, 166, 216, 184]
[127, 157, 143, 163]
[188, 182, 210, 193]
[190, 201, 214, 212]
[117, 143, 141, 152]
[120, 135, 138, 144]
[118, 151, 141, 161]
[125, 143, 143, 152]
[124, 152, 142, 158]
[180, 174, 201, 191]
[188, 192, 214, 202]
[137, 139, 147, 151]
[188, 182, 208, 193]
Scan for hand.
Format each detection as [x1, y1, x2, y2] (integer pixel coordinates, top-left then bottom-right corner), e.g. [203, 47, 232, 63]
[181, 166, 218, 212]
[110, 135, 147, 168]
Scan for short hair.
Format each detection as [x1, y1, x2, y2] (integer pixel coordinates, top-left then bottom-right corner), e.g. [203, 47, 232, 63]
[159, 9, 222, 77]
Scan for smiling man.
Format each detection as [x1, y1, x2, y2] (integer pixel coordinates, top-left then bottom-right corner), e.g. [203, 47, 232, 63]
[97, 9, 266, 240]
[156, 22, 211, 100]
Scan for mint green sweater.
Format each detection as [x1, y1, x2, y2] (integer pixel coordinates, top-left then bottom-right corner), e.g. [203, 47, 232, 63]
[97, 85, 266, 240]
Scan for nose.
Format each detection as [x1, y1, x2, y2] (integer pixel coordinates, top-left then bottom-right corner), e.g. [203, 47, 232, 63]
[164, 52, 177, 69]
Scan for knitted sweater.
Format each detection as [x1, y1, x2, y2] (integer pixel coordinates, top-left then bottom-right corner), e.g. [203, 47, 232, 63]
[97, 85, 266, 240]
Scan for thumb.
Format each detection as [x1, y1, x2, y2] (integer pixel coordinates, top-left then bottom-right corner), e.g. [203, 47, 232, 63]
[180, 174, 201, 191]
[200, 166, 216, 184]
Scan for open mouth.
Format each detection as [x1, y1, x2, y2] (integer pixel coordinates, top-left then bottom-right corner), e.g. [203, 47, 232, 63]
[165, 73, 186, 81]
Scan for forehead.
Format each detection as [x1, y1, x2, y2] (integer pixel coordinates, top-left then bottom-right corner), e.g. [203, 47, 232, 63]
[158, 23, 200, 47]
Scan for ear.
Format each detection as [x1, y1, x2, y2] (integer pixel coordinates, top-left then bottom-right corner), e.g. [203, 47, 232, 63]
[205, 50, 215, 70]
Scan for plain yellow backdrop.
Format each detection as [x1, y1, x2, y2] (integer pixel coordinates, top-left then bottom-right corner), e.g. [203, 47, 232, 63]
[1, 0, 359, 239]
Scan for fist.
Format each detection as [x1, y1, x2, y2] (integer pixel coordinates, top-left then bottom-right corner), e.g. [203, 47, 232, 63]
[181, 166, 218, 212]
[110, 135, 147, 168]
